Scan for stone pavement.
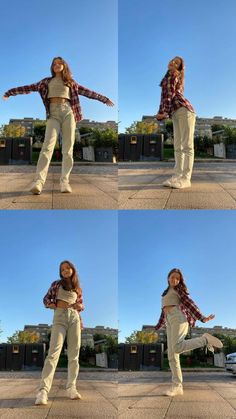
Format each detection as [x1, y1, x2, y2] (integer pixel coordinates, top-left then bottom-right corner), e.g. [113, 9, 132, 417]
[118, 370, 236, 418]
[0, 370, 117, 418]
[0, 165, 117, 210]
[1, 370, 235, 418]
[118, 161, 236, 209]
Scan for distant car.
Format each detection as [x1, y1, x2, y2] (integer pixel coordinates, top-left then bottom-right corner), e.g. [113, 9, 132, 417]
[225, 352, 236, 373]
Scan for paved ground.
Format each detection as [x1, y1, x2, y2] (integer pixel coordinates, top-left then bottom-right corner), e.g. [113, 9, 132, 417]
[1, 370, 235, 418]
[118, 161, 236, 209]
[0, 165, 117, 210]
[118, 370, 236, 418]
[0, 370, 117, 418]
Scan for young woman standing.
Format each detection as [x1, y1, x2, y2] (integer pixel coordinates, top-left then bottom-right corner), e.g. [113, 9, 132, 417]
[156, 57, 196, 189]
[3, 57, 114, 194]
[35, 260, 84, 405]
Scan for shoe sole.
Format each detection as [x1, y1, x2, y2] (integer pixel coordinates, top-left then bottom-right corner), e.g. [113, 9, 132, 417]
[35, 400, 47, 405]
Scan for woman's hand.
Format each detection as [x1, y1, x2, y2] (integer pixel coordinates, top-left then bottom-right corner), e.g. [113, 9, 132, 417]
[106, 99, 114, 107]
[2, 96, 9, 101]
[156, 112, 167, 120]
[47, 303, 56, 309]
[202, 314, 215, 323]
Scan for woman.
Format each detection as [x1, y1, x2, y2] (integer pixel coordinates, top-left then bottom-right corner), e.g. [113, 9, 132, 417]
[156, 57, 196, 189]
[35, 260, 84, 405]
[155, 268, 223, 397]
[3, 57, 114, 194]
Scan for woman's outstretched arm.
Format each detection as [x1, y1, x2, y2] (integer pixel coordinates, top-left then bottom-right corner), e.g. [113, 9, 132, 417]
[74, 82, 114, 106]
[3, 81, 41, 99]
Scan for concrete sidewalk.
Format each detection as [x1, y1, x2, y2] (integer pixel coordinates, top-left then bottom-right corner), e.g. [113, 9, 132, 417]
[0, 165, 117, 210]
[0, 370, 117, 418]
[118, 161, 236, 209]
[118, 371, 236, 418]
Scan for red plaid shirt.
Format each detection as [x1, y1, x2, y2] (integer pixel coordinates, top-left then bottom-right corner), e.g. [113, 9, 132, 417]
[43, 280, 85, 329]
[158, 71, 195, 118]
[4, 77, 110, 122]
[155, 284, 205, 330]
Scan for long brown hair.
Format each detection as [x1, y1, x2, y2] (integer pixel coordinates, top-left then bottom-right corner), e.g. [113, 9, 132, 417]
[162, 268, 189, 296]
[50, 56, 74, 87]
[59, 260, 81, 294]
[160, 56, 185, 91]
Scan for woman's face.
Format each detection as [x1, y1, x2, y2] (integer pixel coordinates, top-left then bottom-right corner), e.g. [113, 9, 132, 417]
[168, 57, 182, 72]
[53, 59, 64, 74]
[168, 272, 181, 287]
[61, 262, 73, 279]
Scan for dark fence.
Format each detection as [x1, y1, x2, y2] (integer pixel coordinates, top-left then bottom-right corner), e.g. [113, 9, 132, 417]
[118, 343, 164, 371]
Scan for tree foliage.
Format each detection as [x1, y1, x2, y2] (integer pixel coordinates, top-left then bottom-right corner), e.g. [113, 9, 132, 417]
[7, 330, 40, 343]
[34, 123, 46, 140]
[125, 121, 159, 134]
[125, 330, 158, 344]
[1, 124, 26, 138]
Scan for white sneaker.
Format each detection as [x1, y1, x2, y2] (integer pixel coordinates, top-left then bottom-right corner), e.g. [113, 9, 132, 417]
[35, 389, 48, 405]
[171, 178, 191, 189]
[162, 175, 182, 187]
[60, 182, 72, 193]
[203, 333, 223, 350]
[164, 385, 183, 397]
[66, 387, 82, 400]
[30, 180, 43, 195]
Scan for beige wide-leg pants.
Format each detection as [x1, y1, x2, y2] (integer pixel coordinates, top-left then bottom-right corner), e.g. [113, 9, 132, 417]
[166, 306, 207, 387]
[39, 308, 81, 393]
[172, 107, 196, 181]
[34, 102, 76, 185]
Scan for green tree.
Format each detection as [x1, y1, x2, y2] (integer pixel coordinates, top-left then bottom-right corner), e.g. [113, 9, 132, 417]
[7, 330, 40, 343]
[165, 120, 173, 136]
[125, 120, 159, 134]
[34, 123, 46, 140]
[125, 330, 158, 344]
[1, 124, 26, 137]
[211, 124, 227, 133]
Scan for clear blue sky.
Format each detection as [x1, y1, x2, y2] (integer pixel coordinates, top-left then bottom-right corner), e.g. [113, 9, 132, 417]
[119, 0, 236, 132]
[119, 210, 236, 343]
[1, 0, 117, 126]
[0, 210, 117, 343]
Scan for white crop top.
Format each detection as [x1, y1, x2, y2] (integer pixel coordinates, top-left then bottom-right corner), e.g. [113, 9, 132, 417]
[57, 285, 77, 305]
[48, 77, 71, 99]
[162, 287, 180, 308]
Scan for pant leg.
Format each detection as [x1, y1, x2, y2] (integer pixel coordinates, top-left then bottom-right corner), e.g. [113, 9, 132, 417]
[177, 108, 196, 180]
[60, 107, 76, 184]
[172, 109, 184, 176]
[35, 115, 61, 184]
[168, 307, 207, 355]
[166, 313, 186, 386]
[39, 309, 67, 393]
[66, 309, 81, 390]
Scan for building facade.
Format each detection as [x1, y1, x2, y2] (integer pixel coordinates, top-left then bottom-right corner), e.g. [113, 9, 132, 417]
[142, 324, 236, 343]
[77, 119, 118, 132]
[24, 323, 118, 348]
[142, 115, 236, 139]
[9, 117, 46, 136]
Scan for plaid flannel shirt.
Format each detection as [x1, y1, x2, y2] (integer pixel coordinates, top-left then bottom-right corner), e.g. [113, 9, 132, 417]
[43, 280, 85, 329]
[4, 77, 110, 122]
[154, 284, 205, 330]
[158, 71, 195, 118]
